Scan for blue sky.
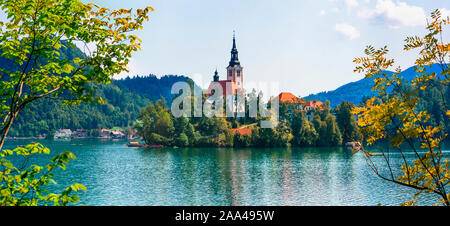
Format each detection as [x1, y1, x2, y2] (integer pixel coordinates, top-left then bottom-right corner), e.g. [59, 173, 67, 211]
[87, 0, 450, 97]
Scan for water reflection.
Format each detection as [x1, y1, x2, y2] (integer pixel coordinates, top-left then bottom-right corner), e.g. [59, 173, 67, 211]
[3, 139, 446, 206]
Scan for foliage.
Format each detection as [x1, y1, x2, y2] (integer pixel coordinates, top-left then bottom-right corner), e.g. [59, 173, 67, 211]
[174, 133, 189, 147]
[291, 111, 318, 146]
[117, 74, 201, 106]
[137, 92, 349, 148]
[311, 106, 343, 147]
[197, 117, 230, 137]
[252, 119, 293, 147]
[6, 73, 197, 138]
[352, 10, 450, 206]
[335, 101, 362, 144]
[0, 142, 85, 206]
[135, 99, 174, 146]
[9, 83, 151, 137]
[0, 0, 153, 147]
[136, 99, 235, 147]
[0, 0, 152, 206]
[233, 133, 252, 147]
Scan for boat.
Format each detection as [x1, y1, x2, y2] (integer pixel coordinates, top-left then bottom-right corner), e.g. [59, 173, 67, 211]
[126, 142, 149, 148]
[126, 142, 165, 148]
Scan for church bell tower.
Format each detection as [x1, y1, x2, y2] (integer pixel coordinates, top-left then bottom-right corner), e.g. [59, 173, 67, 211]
[227, 32, 244, 90]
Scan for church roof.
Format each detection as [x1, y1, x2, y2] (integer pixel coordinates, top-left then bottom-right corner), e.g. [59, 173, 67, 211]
[229, 33, 240, 67]
[207, 80, 242, 96]
[213, 69, 219, 82]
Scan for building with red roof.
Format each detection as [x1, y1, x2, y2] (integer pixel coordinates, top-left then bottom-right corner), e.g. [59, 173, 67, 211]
[303, 100, 325, 111]
[274, 92, 306, 114]
[278, 92, 306, 105]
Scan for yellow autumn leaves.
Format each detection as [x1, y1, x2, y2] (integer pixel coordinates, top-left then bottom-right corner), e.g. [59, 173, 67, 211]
[352, 9, 449, 206]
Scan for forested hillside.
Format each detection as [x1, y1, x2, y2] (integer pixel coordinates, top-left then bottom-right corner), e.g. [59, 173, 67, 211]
[2, 45, 199, 137]
[304, 64, 447, 107]
[115, 74, 201, 103]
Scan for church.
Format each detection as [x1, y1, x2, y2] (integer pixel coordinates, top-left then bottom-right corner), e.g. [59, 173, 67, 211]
[207, 33, 245, 97]
[205, 33, 325, 119]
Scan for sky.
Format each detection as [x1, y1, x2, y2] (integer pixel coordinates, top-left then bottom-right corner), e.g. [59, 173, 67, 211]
[86, 0, 450, 97]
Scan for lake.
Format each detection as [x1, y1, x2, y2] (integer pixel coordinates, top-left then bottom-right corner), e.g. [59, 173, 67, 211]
[3, 139, 448, 206]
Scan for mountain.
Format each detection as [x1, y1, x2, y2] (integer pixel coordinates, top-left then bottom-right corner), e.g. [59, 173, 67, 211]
[304, 64, 447, 107]
[1, 45, 201, 137]
[9, 74, 200, 137]
[114, 74, 201, 104]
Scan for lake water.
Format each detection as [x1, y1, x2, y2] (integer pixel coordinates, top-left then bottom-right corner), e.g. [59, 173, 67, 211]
[3, 139, 449, 206]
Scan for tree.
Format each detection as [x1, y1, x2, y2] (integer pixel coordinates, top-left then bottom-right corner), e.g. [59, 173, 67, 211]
[184, 122, 198, 146]
[291, 110, 318, 146]
[174, 133, 189, 147]
[173, 116, 190, 135]
[325, 114, 343, 146]
[253, 119, 292, 147]
[0, 0, 152, 205]
[335, 101, 362, 144]
[352, 10, 449, 205]
[234, 132, 252, 147]
[135, 99, 174, 146]
[312, 109, 342, 147]
[197, 117, 230, 137]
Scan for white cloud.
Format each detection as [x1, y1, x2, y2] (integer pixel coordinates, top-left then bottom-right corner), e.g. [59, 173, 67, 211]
[319, 10, 326, 16]
[335, 23, 360, 40]
[345, 0, 359, 9]
[358, 0, 426, 29]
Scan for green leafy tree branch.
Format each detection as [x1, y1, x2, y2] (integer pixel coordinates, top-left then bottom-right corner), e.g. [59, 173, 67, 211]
[0, 0, 152, 206]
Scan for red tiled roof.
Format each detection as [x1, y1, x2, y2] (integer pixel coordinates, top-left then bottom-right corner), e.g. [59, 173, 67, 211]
[304, 100, 324, 109]
[208, 80, 242, 96]
[231, 128, 252, 136]
[278, 92, 306, 104]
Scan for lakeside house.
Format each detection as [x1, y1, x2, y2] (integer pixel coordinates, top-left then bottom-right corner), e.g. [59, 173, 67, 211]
[303, 100, 325, 121]
[100, 129, 111, 138]
[277, 92, 306, 114]
[303, 100, 325, 111]
[53, 128, 128, 139]
[54, 129, 73, 139]
[278, 92, 306, 106]
[74, 129, 88, 138]
[111, 130, 126, 139]
[276, 92, 324, 112]
[100, 129, 126, 139]
[275, 92, 325, 121]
